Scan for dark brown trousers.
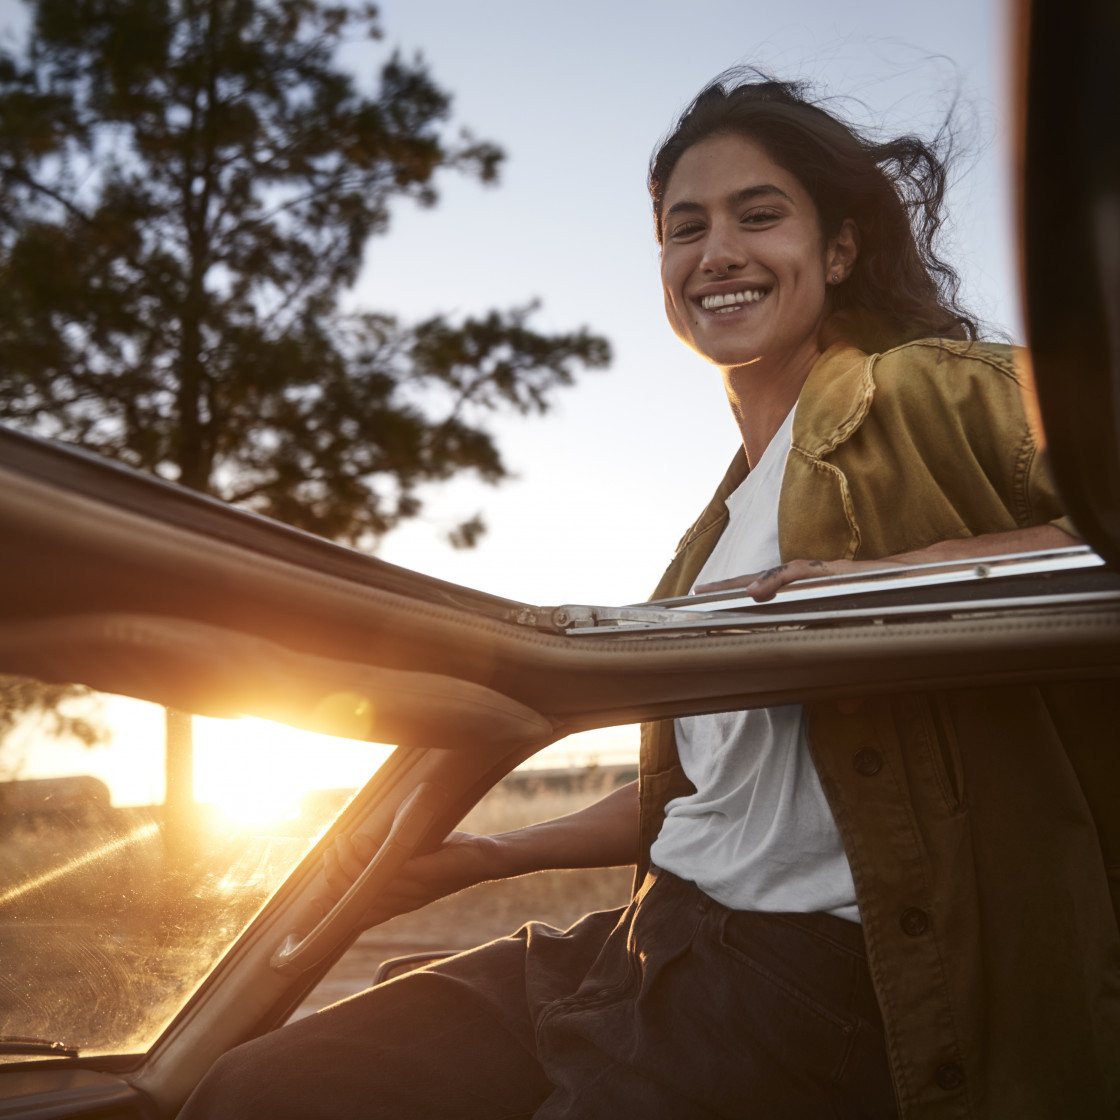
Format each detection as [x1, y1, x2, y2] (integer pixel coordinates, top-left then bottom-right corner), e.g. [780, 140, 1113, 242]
[179, 869, 897, 1119]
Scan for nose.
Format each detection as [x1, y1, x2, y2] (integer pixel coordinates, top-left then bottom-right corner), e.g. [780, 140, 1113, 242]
[699, 217, 746, 275]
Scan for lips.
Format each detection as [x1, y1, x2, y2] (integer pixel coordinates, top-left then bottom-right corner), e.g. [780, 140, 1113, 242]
[698, 288, 770, 314]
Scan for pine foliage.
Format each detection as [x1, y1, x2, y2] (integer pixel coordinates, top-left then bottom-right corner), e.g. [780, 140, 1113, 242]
[0, 0, 609, 546]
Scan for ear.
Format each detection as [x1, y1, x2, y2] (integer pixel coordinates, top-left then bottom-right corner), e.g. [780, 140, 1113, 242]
[826, 219, 860, 282]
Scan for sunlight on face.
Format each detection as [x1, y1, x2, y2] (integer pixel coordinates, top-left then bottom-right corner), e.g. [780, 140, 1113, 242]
[192, 715, 394, 826]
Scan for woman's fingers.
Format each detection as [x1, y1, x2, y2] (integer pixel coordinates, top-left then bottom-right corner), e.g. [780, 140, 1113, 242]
[742, 559, 831, 601]
[314, 830, 497, 928]
[697, 559, 831, 601]
[698, 557, 909, 602]
[320, 831, 378, 900]
[695, 569, 764, 594]
[335, 832, 374, 881]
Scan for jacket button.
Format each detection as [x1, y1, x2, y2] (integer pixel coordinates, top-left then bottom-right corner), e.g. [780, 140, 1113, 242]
[900, 908, 930, 936]
[935, 1062, 965, 1091]
[853, 748, 882, 776]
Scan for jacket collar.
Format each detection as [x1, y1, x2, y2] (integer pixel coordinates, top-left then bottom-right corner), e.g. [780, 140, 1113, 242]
[668, 342, 873, 574]
[791, 343, 874, 460]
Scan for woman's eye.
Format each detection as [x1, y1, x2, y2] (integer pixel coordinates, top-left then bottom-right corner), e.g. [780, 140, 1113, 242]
[667, 222, 704, 241]
[742, 209, 781, 226]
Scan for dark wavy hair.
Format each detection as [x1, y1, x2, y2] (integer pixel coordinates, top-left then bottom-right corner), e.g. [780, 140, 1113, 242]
[649, 73, 979, 352]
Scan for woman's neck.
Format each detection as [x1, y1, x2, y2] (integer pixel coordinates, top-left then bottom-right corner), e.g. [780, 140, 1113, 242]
[721, 344, 821, 467]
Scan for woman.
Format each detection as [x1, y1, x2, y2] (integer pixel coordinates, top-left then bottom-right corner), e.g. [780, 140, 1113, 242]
[181, 76, 1117, 1119]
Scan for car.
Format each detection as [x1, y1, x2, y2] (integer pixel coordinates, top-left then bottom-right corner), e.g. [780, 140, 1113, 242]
[0, 0, 1117, 1116]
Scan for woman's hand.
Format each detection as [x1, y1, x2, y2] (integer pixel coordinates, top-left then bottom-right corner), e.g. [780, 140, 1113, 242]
[315, 829, 505, 929]
[312, 780, 640, 931]
[698, 557, 901, 602]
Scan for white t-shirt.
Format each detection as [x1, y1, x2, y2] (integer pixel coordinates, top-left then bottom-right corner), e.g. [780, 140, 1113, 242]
[649, 406, 860, 922]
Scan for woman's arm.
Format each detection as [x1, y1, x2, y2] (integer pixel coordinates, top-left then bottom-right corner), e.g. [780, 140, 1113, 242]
[320, 779, 639, 928]
[699, 524, 1081, 601]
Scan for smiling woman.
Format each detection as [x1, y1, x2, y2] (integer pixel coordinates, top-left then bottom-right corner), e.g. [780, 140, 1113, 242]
[177, 70, 1117, 1120]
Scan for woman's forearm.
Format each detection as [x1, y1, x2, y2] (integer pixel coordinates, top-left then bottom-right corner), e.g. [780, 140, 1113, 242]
[701, 524, 1081, 600]
[885, 523, 1079, 566]
[324, 779, 640, 925]
[489, 779, 640, 879]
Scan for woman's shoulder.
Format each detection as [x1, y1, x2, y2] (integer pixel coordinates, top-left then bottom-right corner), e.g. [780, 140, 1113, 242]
[797, 338, 1029, 459]
[859, 338, 1033, 456]
[871, 337, 1023, 388]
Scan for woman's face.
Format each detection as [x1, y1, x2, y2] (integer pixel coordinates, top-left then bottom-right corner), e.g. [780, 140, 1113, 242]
[659, 133, 848, 375]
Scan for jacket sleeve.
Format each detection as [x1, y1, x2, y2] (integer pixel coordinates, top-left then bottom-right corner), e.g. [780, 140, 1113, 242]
[782, 341, 1077, 561]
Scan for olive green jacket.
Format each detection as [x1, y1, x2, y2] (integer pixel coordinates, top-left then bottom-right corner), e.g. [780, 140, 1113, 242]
[638, 340, 1120, 1119]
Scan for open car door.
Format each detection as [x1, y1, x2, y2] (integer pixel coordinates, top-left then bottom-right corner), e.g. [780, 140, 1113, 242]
[1, 0, 1118, 1116]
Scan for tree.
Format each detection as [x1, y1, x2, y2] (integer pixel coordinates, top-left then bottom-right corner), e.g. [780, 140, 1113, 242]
[0, 676, 104, 751]
[0, 674, 106, 810]
[0, 0, 610, 548]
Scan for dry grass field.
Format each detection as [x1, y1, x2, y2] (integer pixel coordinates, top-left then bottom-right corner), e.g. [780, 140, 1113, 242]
[295, 769, 636, 1016]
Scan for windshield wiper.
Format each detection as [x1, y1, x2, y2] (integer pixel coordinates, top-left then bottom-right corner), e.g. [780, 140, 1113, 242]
[0, 1035, 79, 1057]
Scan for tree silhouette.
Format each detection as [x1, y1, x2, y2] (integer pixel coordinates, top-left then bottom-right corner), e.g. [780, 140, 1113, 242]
[0, 0, 609, 547]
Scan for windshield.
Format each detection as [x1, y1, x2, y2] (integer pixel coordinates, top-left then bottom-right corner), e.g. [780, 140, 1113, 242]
[0, 675, 393, 1062]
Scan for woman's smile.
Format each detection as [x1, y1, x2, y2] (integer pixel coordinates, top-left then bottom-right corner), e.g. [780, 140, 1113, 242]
[699, 287, 771, 313]
[659, 133, 849, 382]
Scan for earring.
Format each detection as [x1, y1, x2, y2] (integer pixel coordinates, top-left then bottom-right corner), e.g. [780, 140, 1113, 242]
[831, 273, 841, 284]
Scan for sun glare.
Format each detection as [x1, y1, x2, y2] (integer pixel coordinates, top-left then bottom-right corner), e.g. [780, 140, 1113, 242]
[8, 686, 638, 825]
[192, 715, 394, 826]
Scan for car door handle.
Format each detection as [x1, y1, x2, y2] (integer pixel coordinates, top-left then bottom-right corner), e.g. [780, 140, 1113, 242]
[270, 781, 448, 977]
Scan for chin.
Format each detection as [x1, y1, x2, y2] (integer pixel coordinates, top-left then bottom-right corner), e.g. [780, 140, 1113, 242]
[695, 341, 763, 369]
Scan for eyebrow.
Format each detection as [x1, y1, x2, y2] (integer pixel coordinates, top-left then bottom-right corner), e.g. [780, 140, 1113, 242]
[663, 183, 794, 224]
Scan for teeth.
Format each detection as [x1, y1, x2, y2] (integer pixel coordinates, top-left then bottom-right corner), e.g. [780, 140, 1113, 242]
[700, 289, 767, 311]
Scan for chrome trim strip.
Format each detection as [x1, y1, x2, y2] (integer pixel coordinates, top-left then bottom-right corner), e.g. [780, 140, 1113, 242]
[641, 546, 1105, 613]
[563, 589, 1120, 638]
